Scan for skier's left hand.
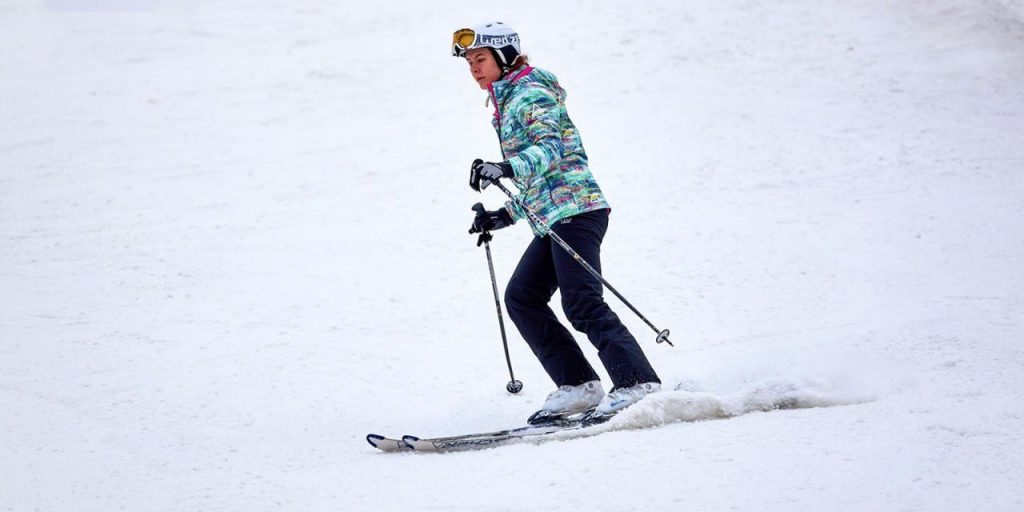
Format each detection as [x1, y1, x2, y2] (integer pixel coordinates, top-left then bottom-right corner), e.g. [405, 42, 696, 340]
[468, 203, 514, 234]
[469, 159, 513, 192]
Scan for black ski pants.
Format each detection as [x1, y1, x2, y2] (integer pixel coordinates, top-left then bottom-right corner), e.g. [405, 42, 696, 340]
[504, 208, 661, 389]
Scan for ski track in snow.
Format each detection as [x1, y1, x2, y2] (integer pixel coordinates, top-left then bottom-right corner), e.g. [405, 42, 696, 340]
[2, 0, 1024, 511]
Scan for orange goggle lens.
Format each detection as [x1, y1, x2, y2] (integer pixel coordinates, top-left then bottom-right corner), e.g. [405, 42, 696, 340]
[452, 28, 476, 53]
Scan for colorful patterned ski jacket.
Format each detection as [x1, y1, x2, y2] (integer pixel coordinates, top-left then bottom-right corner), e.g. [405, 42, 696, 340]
[487, 66, 610, 236]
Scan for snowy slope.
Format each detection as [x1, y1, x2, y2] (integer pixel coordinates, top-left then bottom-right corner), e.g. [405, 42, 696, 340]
[2, 0, 1023, 510]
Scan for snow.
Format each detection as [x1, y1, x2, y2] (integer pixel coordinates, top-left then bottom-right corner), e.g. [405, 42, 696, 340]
[2, 0, 1023, 510]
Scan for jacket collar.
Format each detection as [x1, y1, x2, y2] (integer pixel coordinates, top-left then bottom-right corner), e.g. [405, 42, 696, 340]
[487, 66, 534, 111]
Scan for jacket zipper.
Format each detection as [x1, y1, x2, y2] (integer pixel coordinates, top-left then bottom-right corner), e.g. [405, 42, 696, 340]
[488, 66, 534, 161]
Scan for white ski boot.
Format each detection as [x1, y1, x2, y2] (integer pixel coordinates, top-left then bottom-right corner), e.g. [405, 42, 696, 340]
[590, 381, 661, 419]
[527, 380, 605, 425]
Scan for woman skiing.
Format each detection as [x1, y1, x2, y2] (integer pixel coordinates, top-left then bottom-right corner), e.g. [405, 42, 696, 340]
[453, 21, 662, 424]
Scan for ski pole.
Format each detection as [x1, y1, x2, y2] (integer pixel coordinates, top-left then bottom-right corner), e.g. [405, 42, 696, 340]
[490, 181, 674, 347]
[472, 207, 524, 394]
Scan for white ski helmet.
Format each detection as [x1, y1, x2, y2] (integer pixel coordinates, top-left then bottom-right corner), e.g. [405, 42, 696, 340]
[451, 21, 522, 73]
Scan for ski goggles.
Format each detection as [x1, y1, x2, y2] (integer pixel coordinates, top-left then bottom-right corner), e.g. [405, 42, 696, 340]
[451, 28, 477, 57]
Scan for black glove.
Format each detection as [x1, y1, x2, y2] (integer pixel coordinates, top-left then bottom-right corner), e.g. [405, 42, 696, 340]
[469, 159, 514, 192]
[468, 202, 514, 234]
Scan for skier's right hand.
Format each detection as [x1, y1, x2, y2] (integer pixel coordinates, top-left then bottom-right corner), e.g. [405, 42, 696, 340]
[469, 159, 513, 192]
[468, 203, 514, 234]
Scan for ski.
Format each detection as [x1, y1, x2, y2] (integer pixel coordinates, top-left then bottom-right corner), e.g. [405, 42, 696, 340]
[393, 414, 613, 453]
[365, 434, 413, 452]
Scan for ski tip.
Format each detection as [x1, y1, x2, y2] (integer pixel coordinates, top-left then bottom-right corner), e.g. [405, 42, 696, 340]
[401, 435, 420, 449]
[366, 434, 385, 448]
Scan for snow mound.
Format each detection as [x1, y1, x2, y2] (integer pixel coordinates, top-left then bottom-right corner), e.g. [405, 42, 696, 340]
[536, 378, 873, 444]
[614, 379, 869, 429]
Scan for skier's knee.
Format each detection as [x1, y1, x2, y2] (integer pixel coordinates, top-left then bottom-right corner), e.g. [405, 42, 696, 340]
[561, 293, 603, 330]
[505, 279, 539, 310]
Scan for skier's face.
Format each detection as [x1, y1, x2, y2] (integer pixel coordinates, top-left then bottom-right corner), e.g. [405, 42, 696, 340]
[465, 48, 501, 89]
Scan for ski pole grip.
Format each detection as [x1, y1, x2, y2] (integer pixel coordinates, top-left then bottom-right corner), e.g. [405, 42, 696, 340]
[471, 203, 491, 245]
